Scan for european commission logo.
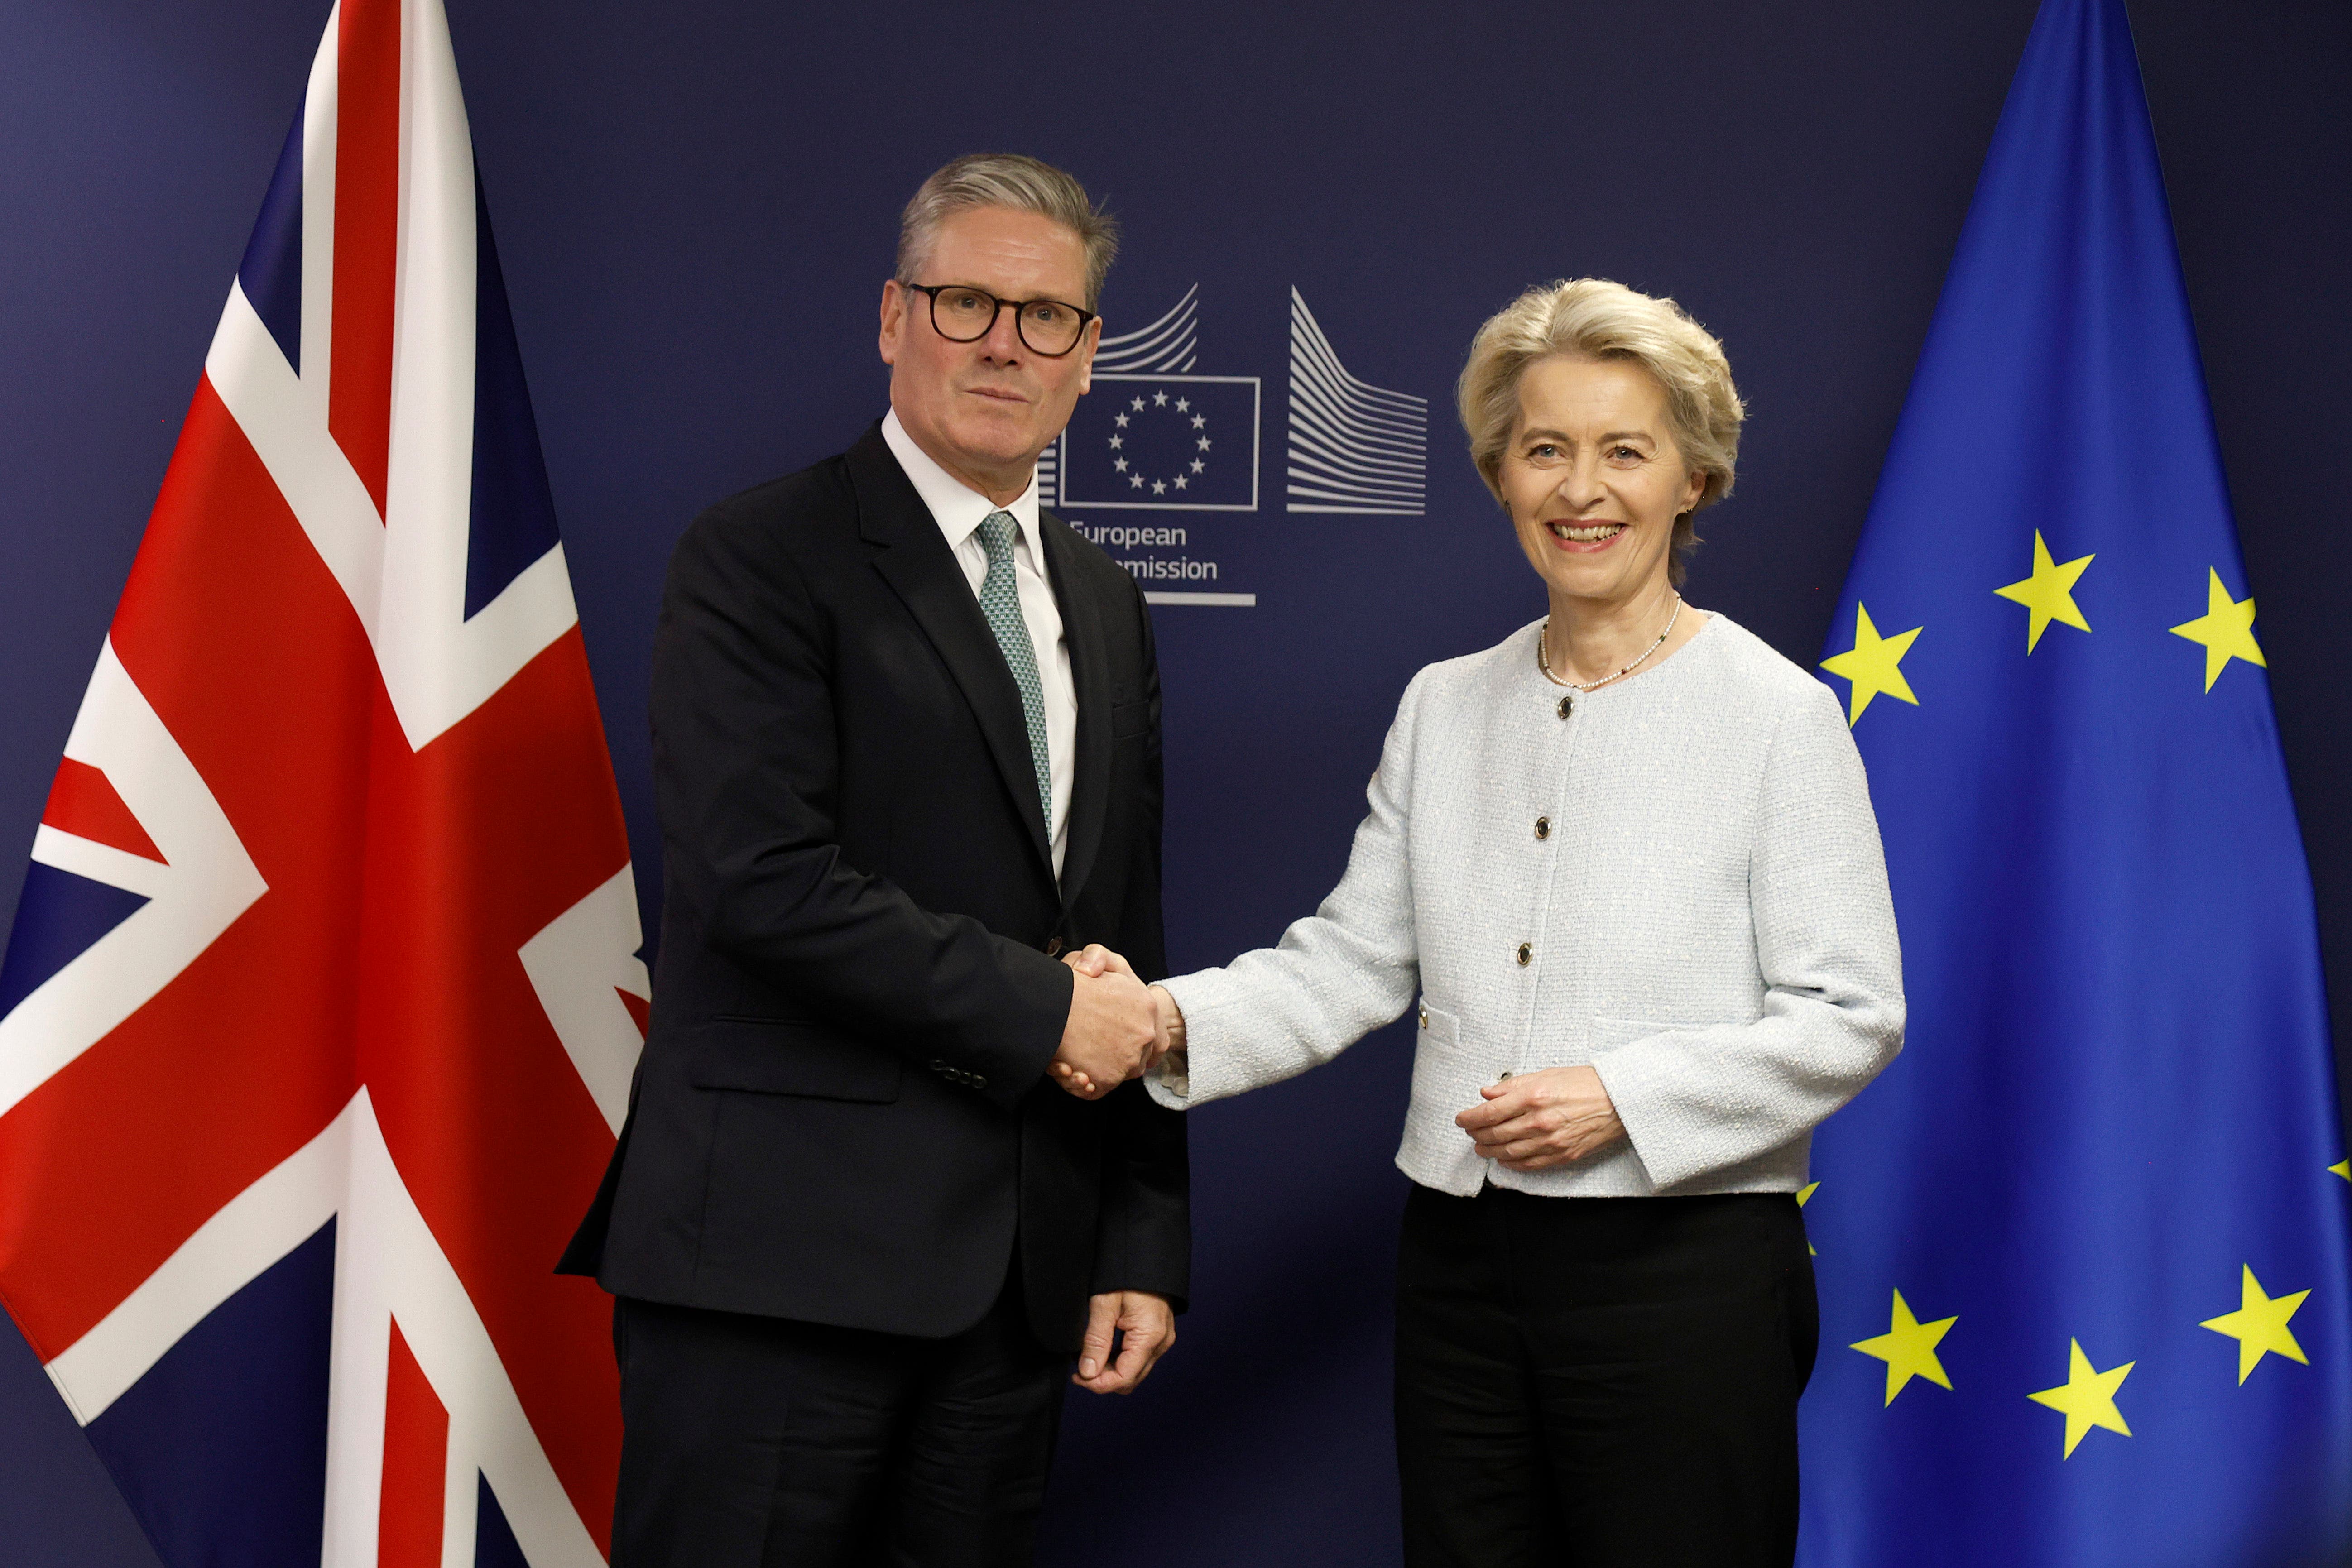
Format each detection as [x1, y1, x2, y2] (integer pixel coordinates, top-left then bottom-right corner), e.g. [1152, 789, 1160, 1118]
[1057, 376, 1260, 511]
[1037, 284, 1426, 521]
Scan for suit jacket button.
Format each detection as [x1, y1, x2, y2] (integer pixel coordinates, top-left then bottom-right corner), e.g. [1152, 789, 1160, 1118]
[1044, 937, 1064, 958]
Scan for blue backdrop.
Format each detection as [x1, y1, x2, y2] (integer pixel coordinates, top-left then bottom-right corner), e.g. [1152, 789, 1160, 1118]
[2, 2, 2347, 1563]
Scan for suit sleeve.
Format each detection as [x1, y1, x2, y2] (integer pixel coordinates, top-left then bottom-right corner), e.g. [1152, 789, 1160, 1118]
[651, 500, 1070, 1112]
[1090, 573, 1190, 1306]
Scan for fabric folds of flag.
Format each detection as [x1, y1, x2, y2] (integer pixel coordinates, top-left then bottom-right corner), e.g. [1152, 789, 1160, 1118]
[0, 1, 640, 1563]
[1798, 0, 2352, 1563]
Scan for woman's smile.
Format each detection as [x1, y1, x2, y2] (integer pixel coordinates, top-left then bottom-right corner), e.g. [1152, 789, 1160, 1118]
[1546, 519, 1629, 549]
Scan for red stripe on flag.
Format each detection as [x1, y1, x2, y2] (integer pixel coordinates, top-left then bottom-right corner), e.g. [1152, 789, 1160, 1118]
[617, 987, 650, 1039]
[0, 376, 365, 1357]
[0, 373, 629, 1546]
[379, 1321, 449, 1568]
[41, 758, 166, 864]
[330, 0, 402, 519]
[357, 629, 632, 1550]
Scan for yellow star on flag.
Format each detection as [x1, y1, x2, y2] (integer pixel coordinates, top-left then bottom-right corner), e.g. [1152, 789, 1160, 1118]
[1797, 1181, 1819, 1255]
[2199, 1265, 2312, 1384]
[1850, 1289, 1956, 1405]
[2329, 1160, 2349, 1182]
[2028, 1339, 2134, 1458]
[2168, 567, 2266, 691]
[1993, 531, 2094, 652]
[1821, 604, 1922, 726]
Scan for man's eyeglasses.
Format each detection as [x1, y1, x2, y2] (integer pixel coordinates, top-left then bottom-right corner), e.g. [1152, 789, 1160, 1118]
[902, 283, 1097, 358]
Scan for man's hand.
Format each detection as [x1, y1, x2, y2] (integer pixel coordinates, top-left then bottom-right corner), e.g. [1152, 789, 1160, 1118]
[1454, 1065, 1626, 1171]
[1072, 1290, 1176, 1395]
[1050, 959, 1158, 1101]
[1049, 946, 1170, 1097]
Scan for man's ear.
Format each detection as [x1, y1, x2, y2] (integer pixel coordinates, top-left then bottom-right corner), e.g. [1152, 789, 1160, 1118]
[1074, 312, 1102, 397]
[878, 279, 906, 366]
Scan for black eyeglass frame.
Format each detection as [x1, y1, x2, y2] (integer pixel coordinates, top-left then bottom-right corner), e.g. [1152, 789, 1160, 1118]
[900, 282, 1099, 358]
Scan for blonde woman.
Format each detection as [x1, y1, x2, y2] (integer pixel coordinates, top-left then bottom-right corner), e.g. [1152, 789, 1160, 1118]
[1066, 279, 1903, 1566]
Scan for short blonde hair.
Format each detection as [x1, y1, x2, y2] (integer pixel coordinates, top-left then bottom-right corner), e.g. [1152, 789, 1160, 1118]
[897, 153, 1119, 311]
[1457, 279, 1744, 584]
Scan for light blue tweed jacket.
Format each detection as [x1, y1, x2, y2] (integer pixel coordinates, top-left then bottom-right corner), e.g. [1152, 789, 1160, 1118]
[1151, 614, 1905, 1198]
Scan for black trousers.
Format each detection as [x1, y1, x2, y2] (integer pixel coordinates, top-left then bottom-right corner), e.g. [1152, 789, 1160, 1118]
[1394, 1184, 1818, 1568]
[611, 1270, 1067, 1568]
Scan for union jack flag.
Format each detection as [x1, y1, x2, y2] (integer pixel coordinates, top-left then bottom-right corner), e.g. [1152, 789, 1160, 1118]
[0, 2, 638, 1562]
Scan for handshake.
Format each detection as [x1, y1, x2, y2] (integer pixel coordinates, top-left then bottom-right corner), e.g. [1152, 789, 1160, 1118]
[1048, 945, 1184, 1099]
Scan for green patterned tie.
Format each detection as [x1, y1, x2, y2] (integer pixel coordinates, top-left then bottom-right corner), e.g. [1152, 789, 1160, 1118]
[975, 512, 1053, 836]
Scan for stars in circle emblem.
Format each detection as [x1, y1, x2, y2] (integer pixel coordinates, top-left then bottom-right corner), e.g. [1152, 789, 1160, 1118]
[1109, 389, 1208, 494]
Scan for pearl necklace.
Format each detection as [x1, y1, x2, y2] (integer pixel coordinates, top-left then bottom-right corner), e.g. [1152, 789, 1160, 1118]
[1538, 594, 1683, 693]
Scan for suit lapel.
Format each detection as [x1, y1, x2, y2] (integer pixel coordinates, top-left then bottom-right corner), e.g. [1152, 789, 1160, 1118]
[1041, 510, 1114, 909]
[850, 427, 1055, 879]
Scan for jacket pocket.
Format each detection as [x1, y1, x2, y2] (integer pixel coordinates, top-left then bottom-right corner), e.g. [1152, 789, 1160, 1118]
[1410, 1002, 1486, 1116]
[688, 1018, 903, 1103]
[1399, 1000, 1488, 1186]
[1110, 698, 1152, 740]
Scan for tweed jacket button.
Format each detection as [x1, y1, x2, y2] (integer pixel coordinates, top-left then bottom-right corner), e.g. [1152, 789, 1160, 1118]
[1516, 942, 1532, 966]
[1557, 694, 1573, 720]
[1044, 936, 1064, 957]
[1418, 1007, 1429, 1029]
[1534, 816, 1551, 840]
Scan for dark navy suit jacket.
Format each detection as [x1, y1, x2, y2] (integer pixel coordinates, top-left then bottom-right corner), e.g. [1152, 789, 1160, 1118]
[560, 422, 1189, 1352]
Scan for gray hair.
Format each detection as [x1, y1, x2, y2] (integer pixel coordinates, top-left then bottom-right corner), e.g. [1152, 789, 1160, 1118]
[896, 153, 1119, 312]
[1457, 278, 1745, 585]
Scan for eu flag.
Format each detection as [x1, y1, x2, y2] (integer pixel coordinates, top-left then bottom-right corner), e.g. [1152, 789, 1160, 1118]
[1057, 374, 1260, 511]
[1799, 1, 2352, 1563]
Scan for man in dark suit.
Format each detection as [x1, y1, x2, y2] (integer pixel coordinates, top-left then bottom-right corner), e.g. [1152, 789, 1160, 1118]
[559, 153, 1187, 1567]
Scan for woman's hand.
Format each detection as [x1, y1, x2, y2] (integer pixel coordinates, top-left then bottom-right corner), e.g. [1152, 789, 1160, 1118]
[1455, 1066, 1625, 1170]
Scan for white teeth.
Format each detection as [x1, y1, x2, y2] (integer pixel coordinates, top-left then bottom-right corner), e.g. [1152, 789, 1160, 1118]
[1551, 523, 1625, 542]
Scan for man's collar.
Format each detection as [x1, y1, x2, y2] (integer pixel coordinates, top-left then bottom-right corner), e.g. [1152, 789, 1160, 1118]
[880, 408, 1040, 549]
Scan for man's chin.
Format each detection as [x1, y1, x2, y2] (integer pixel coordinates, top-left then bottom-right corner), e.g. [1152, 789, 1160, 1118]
[941, 417, 1048, 474]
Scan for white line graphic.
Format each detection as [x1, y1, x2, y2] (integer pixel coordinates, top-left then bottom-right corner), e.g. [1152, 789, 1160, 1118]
[1035, 442, 1058, 508]
[1095, 285, 1200, 374]
[1286, 289, 1427, 514]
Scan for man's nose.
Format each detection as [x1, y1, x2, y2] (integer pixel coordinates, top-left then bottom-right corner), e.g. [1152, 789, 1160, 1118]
[978, 305, 1025, 362]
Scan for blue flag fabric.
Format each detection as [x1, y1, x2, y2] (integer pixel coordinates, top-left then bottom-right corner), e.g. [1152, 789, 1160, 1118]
[1798, 1, 2352, 1563]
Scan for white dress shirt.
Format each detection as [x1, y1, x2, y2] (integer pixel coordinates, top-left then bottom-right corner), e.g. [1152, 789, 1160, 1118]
[881, 409, 1077, 878]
